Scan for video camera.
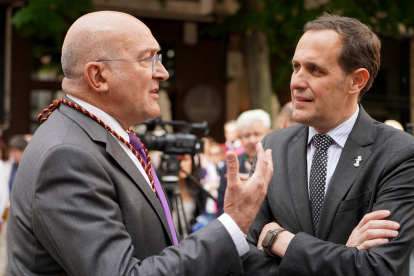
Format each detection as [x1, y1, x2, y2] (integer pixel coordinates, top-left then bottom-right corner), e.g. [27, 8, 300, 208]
[136, 117, 212, 238]
[136, 117, 208, 155]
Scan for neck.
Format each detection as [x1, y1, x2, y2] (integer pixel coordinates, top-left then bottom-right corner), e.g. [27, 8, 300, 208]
[247, 155, 254, 163]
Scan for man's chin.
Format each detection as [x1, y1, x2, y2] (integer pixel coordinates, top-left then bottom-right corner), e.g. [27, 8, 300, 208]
[292, 113, 312, 126]
[246, 152, 256, 160]
[147, 107, 161, 120]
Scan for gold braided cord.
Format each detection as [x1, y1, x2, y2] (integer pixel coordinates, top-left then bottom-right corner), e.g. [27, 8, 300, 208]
[38, 98, 156, 194]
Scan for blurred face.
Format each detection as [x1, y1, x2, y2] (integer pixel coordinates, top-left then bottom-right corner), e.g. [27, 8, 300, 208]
[224, 124, 239, 143]
[209, 145, 223, 166]
[9, 148, 24, 164]
[291, 30, 356, 133]
[104, 21, 169, 127]
[240, 120, 268, 160]
[201, 137, 211, 155]
[179, 154, 192, 179]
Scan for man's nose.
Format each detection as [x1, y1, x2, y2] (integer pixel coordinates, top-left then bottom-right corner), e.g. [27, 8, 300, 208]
[249, 137, 259, 147]
[290, 69, 307, 91]
[154, 61, 169, 81]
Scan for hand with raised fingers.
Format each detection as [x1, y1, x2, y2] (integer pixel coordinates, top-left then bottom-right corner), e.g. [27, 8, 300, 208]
[346, 210, 400, 250]
[224, 142, 273, 234]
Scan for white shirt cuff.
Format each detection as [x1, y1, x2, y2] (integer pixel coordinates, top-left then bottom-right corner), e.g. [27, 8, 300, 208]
[217, 213, 249, 256]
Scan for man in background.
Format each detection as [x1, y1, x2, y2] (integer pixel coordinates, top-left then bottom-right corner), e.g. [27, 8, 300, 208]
[276, 101, 297, 130]
[5, 135, 28, 193]
[0, 135, 28, 276]
[221, 120, 244, 155]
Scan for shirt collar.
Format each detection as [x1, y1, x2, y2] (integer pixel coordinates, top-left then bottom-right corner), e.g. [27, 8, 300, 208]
[66, 94, 130, 143]
[308, 105, 359, 148]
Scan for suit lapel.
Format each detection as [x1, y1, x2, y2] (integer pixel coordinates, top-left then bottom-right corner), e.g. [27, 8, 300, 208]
[58, 98, 174, 244]
[288, 127, 314, 235]
[105, 135, 174, 244]
[317, 106, 374, 239]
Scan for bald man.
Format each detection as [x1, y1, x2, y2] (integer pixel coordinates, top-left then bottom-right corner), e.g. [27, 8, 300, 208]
[276, 101, 297, 130]
[7, 11, 273, 276]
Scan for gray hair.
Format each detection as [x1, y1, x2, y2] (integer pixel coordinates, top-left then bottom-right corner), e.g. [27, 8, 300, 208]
[236, 109, 271, 131]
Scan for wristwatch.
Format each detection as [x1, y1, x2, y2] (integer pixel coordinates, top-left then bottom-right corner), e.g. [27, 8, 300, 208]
[261, 228, 285, 257]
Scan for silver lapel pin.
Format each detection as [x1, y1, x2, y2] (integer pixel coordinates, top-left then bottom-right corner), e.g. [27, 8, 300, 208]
[354, 156, 362, 168]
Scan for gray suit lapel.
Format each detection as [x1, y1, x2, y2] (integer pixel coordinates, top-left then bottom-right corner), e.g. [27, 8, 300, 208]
[58, 97, 174, 244]
[288, 127, 314, 235]
[317, 106, 374, 239]
[104, 135, 174, 244]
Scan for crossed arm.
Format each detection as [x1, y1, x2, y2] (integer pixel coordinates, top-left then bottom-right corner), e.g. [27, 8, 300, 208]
[257, 210, 400, 257]
[246, 144, 414, 275]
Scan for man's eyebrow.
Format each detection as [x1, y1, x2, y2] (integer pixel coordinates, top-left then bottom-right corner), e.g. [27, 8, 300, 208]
[306, 61, 327, 71]
[140, 46, 161, 54]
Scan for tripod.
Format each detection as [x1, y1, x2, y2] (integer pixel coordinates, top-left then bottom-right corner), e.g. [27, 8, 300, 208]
[160, 154, 190, 239]
[159, 153, 217, 239]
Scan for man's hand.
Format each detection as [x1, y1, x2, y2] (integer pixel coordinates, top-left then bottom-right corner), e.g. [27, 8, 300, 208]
[346, 210, 400, 250]
[223, 142, 273, 234]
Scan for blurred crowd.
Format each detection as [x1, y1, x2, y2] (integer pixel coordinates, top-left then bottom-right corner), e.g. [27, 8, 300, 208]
[167, 102, 297, 237]
[0, 134, 31, 276]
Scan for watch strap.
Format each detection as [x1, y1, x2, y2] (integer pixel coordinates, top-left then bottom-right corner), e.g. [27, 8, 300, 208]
[262, 228, 285, 257]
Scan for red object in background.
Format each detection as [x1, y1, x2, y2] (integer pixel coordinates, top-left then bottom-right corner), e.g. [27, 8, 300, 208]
[221, 141, 244, 156]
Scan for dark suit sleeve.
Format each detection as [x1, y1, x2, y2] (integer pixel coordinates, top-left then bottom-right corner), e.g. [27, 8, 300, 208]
[29, 144, 243, 276]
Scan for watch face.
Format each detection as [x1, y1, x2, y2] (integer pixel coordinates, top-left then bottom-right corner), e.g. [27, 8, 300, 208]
[262, 231, 275, 247]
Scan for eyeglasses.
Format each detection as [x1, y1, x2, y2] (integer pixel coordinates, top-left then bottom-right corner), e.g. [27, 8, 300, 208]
[97, 54, 162, 73]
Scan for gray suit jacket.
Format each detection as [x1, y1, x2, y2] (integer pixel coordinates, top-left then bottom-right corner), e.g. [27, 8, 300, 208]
[244, 106, 414, 275]
[7, 98, 243, 276]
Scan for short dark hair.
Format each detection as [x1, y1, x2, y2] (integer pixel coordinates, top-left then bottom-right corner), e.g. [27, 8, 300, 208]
[304, 13, 381, 99]
[8, 135, 28, 151]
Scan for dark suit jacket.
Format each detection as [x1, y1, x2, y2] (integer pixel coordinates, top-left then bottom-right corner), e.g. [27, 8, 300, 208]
[244, 106, 414, 275]
[217, 153, 249, 216]
[7, 97, 243, 276]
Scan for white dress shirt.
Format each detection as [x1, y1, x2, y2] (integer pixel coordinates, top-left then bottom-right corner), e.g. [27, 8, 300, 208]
[67, 95, 248, 256]
[307, 105, 359, 195]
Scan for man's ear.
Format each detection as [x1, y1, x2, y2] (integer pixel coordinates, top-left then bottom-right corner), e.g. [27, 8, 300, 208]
[84, 62, 109, 93]
[349, 68, 369, 96]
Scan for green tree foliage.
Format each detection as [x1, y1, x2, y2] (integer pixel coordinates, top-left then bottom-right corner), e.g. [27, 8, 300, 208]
[209, 0, 414, 92]
[12, 0, 94, 46]
[12, 0, 94, 78]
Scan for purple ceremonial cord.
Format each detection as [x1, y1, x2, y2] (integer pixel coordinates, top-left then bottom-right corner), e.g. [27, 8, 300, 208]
[128, 132, 179, 245]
